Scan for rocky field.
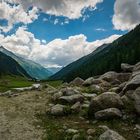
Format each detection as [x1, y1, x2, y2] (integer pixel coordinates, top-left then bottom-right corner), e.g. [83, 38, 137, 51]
[0, 62, 140, 140]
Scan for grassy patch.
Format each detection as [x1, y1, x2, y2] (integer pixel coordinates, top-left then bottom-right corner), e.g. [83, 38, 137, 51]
[0, 75, 34, 92]
[45, 80, 63, 88]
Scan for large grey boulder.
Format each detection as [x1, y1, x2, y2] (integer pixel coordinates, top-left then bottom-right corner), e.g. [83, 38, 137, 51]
[52, 92, 63, 101]
[90, 84, 103, 93]
[123, 74, 140, 92]
[58, 94, 84, 105]
[70, 77, 84, 86]
[133, 87, 140, 115]
[89, 92, 123, 115]
[121, 63, 134, 72]
[95, 108, 122, 120]
[50, 104, 67, 116]
[83, 77, 94, 86]
[99, 129, 126, 140]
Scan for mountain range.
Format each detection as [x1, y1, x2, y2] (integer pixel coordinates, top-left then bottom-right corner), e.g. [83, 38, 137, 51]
[50, 24, 140, 82]
[0, 46, 52, 80]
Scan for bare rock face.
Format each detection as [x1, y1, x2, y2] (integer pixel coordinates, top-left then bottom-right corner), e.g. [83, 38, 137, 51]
[121, 63, 134, 72]
[95, 108, 122, 120]
[133, 87, 140, 115]
[88, 92, 123, 116]
[70, 77, 84, 86]
[99, 129, 126, 140]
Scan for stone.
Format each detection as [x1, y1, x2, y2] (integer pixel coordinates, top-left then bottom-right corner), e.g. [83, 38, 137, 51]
[59, 94, 84, 105]
[87, 135, 94, 140]
[87, 129, 95, 135]
[66, 129, 78, 134]
[95, 108, 122, 120]
[72, 134, 80, 140]
[83, 77, 94, 86]
[52, 92, 63, 101]
[123, 74, 140, 92]
[90, 85, 103, 93]
[133, 87, 140, 115]
[50, 104, 67, 116]
[82, 93, 97, 100]
[61, 87, 79, 96]
[88, 92, 123, 116]
[70, 77, 84, 86]
[71, 102, 81, 113]
[121, 63, 134, 72]
[99, 129, 126, 140]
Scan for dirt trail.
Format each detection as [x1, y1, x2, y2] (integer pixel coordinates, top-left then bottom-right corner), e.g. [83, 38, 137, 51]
[0, 90, 49, 140]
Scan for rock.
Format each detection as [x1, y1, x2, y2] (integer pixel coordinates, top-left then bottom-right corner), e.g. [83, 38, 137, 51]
[82, 93, 97, 100]
[61, 87, 79, 96]
[89, 92, 123, 115]
[90, 85, 103, 93]
[52, 92, 63, 101]
[66, 129, 78, 134]
[72, 134, 80, 140]
[109, 87, 119, 93]
[99, 129, 126, 140]
[98, 125, 109, 131]
[117, 73, 131, 83]
[100, 71, 119, 83]
[121, 95, 131, 105]
[95, 108, 122, 120]
[121, 63, 134, 72]
[133, 62, 140, 72]
[87, 129, 95, 135]
[59, 94, 84, 105]
[70, 77, 84, 86]
[71, 102, 81, 113]
[83, 77, 94, 86]
[87, 135, 94, 140]
[123, 74, 140, 92]
[50, 104, 67, 116]
[133, 87, 140, 115]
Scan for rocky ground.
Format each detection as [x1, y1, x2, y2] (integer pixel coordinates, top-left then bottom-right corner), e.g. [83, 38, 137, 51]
[0, 62, 140, 140]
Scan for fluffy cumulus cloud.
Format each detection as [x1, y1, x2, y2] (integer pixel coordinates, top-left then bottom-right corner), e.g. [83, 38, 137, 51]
[0, 0, 38, 32]
[0, 27, 121, 68]
[113, 0, 140, 31]
[9, 0, 103, 19]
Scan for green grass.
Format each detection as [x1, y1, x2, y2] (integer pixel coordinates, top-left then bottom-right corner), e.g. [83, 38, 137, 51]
[45, 80, 63, 88]
[0, 75, 34, 92]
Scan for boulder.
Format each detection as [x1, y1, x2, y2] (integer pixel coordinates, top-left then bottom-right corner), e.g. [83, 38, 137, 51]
[71, 102, 81, 113]
[133, 87, 140, 115]
[90, 85, 103, 93]
[70, 77, 84, 86]
[123, 74, 140, 92]
[61, 87, 79, 96]
[52, 92, 63, 101]
[50, 104, 67, 116]
[121, 63, 134, 72]
[83, 77, 94, 86]
[82, 93, 97, 100]
[117, 73, 131, 83]
[88, 92, 123, 115]
[100, 71, 119, 83]
[58, 94, 84, 105]
[99, 129, 126, 140]
[66, 129, 78, 134]
[95, 108, 122, 120]
[133, 62, 140, 72]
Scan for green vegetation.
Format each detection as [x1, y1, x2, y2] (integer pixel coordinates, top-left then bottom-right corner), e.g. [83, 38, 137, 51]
[51, 24, 140, 82]
[46, 80, 63, 88]
[0, 75, 33, 92]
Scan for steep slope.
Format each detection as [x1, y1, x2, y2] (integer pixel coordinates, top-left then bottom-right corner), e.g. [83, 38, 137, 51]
[0, 52, 31, 78]
[0, 47, 52, 80]
[51, 24, 140, 82]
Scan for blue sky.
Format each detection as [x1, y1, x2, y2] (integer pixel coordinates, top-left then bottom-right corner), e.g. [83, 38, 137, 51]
[0, 0, 139, 68]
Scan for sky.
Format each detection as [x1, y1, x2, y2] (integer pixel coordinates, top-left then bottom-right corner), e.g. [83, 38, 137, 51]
[0, 0, 140, 69]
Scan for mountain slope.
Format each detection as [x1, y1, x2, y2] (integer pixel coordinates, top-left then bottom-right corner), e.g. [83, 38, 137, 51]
[51, 24, 140, 82]
[0, 47, 52, 80]
[0, 52, 31, 78]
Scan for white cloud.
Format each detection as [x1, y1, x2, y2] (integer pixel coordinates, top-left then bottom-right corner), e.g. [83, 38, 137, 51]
[113, 0, 140, 31]
[13, 0, 103, 19]
[95, 28, 106, 32]
[0, 1, 38, 32]
[0, 27, 121, 68]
